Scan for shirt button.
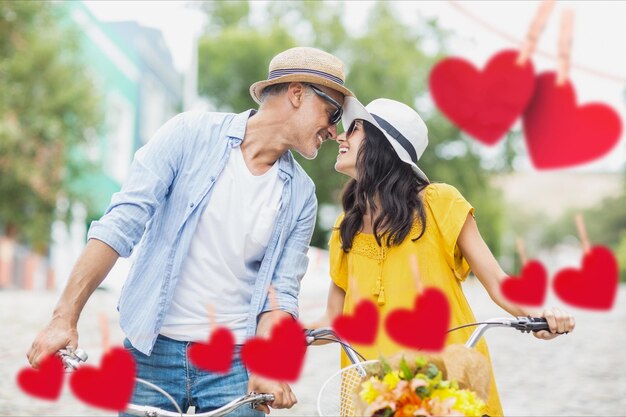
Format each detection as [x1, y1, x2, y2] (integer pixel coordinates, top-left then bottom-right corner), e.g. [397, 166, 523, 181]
[189, 203, 194, 208]
[210, 176, 215, 182]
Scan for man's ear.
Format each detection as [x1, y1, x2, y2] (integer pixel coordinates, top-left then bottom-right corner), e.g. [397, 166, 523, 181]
[287, 82, 306, 108]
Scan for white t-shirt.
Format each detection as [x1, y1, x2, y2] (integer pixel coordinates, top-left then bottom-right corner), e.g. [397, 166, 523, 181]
[160, 146, 283, 344]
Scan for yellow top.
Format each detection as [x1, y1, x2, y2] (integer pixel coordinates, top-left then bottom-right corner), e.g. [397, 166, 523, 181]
[329, 183, 503, 416]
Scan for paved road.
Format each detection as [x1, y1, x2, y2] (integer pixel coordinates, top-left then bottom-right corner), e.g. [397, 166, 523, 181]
[1, 264, 624, 416]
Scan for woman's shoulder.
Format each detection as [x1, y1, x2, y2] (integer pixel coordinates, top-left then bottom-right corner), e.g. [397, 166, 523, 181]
[422, 182, 465, 202]
[333, 212, 346, 228]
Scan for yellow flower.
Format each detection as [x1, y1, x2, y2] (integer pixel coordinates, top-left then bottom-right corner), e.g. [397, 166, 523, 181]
[431, 387, 486, 416]
[383, 371, 401, 390]
[359, 377, 381, 404]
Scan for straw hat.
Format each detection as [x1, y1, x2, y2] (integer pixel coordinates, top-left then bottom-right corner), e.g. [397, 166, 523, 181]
[249, 47, 353, 104]
[342, 96, 429, 181]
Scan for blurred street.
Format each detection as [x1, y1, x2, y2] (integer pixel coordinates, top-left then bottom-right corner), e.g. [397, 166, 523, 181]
[1, 253, 625, 416]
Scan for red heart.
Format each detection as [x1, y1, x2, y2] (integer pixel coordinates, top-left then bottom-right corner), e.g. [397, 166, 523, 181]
[553, 246, 618, 310]
[69, 347, 136, 411]
[17, 354, 64, 401]
[429, 49, 535, 145]
[384, 288, 450, 352]
[332, 299, 379, 345]
[189, 327, 235, 374]
[241, 318, 306, 382]
[501, 260, 548, 307]
[523, 72, 622, 169]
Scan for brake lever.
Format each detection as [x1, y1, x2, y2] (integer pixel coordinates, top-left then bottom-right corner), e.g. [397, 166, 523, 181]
[514, 317, 550, 333]
[57, 346, 88, 370]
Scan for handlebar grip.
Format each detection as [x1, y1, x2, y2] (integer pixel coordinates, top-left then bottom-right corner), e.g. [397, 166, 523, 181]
[57, 348, 88, 370]
[513, 317, 551, 333]
[526, 317, 550, 332]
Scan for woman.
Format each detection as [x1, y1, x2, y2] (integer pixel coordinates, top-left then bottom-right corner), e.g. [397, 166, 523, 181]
[318, 97, 576, 416]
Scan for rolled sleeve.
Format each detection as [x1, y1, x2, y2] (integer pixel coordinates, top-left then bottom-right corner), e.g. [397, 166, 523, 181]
[426, 184, 475, 282]
[87, 113, 189, 258]
[261, 189, 317, 318]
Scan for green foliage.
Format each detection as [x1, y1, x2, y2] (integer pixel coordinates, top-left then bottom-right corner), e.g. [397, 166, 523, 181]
[539, 193, 626, 282]
[379, 355, 393, 375]
[617, 233, 626, 283]
[196, 1, 505, 251]
[198, 26, 295, 112]
[399, 357, 413, 381]
[198, 0, 250, 31]
[0, 1, 101, 252]
[539, 195, 626, 250]
[196, 0, 295, 112]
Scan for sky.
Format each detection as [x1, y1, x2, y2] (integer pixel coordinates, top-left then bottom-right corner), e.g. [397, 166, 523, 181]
[84, 0, 626, 173]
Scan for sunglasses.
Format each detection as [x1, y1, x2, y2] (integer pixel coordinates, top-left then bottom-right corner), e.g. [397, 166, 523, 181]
[306, 84, 343, 125]
[346, 120, 362, 138]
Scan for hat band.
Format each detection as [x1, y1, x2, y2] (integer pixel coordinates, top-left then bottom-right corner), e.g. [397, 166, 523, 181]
[268, 68, 345, 86]
[371, 114, 418, 164]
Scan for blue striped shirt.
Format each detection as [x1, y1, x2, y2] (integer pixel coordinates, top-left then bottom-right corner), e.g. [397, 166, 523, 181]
[88, 110, 317, 355]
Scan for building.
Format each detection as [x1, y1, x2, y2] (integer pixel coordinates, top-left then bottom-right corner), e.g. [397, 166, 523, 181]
[47, 2, 182, 292]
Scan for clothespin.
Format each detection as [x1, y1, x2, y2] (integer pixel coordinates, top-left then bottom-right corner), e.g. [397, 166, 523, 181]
[575, 214, 591, 255]
[98, 312, 110, 354]
[516, 237, 529, 265]
[409, 254, 424, 296]
[517, 0, 556, 66]
[557, 9, 575, 86]
[206, 304, 216, 331]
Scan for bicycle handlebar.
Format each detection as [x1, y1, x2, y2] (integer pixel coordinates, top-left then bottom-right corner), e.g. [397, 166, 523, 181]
[306, 316, 551, 360]
[56, 316, 550, 415]
[56, 350, 274, 417]
[463, 316, 550, 348]
[123, 392, 275, 417]
[57, 347, 88, 370]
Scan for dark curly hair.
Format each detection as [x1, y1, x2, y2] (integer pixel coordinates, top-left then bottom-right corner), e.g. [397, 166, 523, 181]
[339, 120, 430, 251]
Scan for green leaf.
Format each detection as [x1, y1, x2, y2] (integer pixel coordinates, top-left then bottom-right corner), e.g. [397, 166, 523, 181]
[379, 355, 393, 376]
[372, 407, 395, 417]
[415, 385, 429, 399]
[414, 356, 427, 369]
[426, 363, 440, 379]
[399, 357, 413, 381]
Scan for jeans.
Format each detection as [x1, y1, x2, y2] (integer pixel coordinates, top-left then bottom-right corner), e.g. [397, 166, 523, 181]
[119, 335, 263, 417]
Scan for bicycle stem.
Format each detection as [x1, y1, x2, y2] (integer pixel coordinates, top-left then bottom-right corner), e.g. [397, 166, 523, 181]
[307, 327, 368, 377]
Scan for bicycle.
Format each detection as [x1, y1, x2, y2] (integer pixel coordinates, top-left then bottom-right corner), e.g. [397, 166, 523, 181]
[59, 316, 550, 417]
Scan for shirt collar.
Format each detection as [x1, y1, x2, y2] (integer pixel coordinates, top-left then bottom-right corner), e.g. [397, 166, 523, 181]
[226, 109, 256, 143]
[227, 109, 294, 180]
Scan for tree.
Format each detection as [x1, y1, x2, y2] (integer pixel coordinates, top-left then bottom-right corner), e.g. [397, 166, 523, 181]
[197, 1, 295, 112]
[617, 232, 626, 283]
[196, 1, 505, 252]
[0, 1, 102, 253]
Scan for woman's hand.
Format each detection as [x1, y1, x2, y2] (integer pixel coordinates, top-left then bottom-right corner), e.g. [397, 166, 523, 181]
[303, 282, 347, 345]
[532, 307, 576, 340]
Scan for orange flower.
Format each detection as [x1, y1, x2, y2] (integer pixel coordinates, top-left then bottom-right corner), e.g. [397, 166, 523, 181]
[395, 404, 429, 417]
[395, 385, 422, 409]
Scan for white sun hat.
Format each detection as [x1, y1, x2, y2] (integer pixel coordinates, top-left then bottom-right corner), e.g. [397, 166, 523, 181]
[342, 96, 429, 181]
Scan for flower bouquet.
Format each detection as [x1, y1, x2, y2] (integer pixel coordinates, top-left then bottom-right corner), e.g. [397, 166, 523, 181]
[354, 345, 490, 416]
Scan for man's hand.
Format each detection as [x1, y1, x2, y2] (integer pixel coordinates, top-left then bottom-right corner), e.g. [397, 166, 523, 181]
[532, 307, 576, 340]
[247, 374, 297, 414]
[27, 318, 78, 369]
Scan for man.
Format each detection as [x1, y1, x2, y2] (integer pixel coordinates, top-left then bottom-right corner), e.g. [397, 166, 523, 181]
[27, 46, 352, 415]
